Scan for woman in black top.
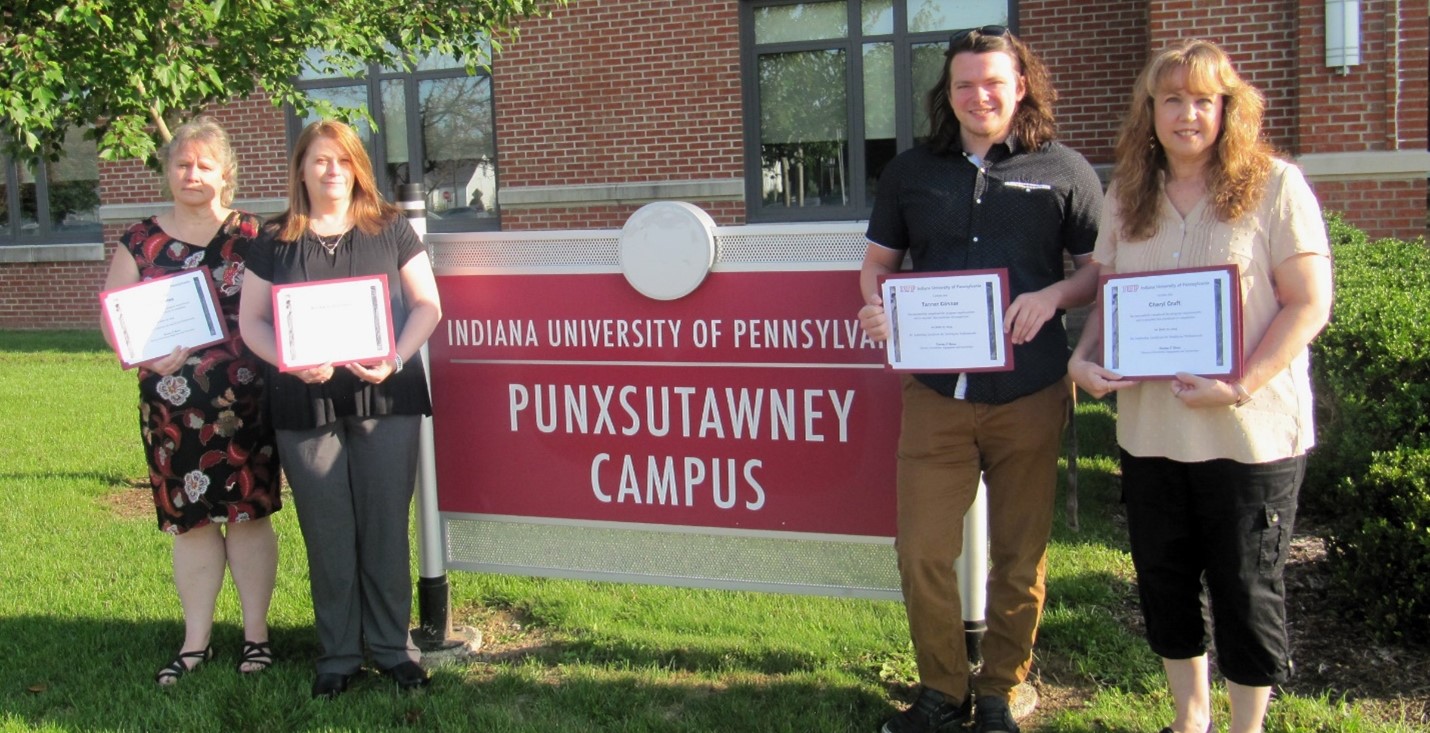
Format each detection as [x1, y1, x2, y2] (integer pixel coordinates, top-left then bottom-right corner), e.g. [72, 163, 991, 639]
[239, 120, 442, 699]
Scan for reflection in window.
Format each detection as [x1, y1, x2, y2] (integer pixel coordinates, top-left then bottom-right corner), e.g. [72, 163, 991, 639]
[295, 85, 374, 141]
[759, 49, 849, 208]
[418, 76, 495, 230]
[754, 2, 848, 43]
[908, 0, 1005, 32]
[743, 0, 1009, 221]
[2, 127, 100, 244]
[863, 42, 895, 200]
[47, 128, 101, 238]
[910, 41, 947, 142]
[291, 51, 499, 231]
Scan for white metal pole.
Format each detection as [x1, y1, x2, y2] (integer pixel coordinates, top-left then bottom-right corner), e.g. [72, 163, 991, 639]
[956, 475, 989, 665]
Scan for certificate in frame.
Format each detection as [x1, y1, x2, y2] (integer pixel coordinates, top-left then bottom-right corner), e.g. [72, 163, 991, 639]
[99, 266, 229, 369]
[878, 269, 1013, 373]
[272, 274, 396, 371]
[1100, 264, 1243, 380]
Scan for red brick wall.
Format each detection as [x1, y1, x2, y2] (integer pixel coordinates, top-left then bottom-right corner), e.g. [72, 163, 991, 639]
[1311, 178, 1428, 240]
[99, 95, 289, 206]
[0, 230, 124, 330]
[0, 96, 290, 331]
[1021, 0, 1149, 164]
[1295, 0, 1428, 153]
[503, 200, 745, 231]
[493, 0, 745, 227]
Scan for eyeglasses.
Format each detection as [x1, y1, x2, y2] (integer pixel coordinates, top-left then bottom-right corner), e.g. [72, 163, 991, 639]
[948, 25, 1011, 50]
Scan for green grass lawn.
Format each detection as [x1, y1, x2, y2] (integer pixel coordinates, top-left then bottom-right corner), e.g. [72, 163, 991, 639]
[0, 330, 1415, 732]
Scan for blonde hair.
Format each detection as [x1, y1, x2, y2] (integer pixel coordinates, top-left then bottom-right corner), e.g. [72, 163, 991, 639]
[1111, 40, 1274, 241]
[163, 117, 238, 207]
[273, 120, 398, 242]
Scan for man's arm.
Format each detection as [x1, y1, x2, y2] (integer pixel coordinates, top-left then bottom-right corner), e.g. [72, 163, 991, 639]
[1004, 253, 1100, 345]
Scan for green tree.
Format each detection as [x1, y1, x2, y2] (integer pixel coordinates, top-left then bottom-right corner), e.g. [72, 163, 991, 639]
[0, 0, 559, 165]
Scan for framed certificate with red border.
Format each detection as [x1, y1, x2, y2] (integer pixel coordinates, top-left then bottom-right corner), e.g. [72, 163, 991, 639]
[272, 274, 396, 371]
[99, 266, 228, 369]
[1100, 264, 1242, 380]
[878, 269, 1013, 373]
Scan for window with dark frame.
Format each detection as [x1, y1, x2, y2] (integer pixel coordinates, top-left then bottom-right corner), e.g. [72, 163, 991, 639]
[741, 0, 1011, 222]
[0, 127, 103, 246]
[289, 51, 499, 233]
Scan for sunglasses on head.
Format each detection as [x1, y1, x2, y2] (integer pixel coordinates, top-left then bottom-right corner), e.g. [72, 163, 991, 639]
[948, 25, 1011, 50]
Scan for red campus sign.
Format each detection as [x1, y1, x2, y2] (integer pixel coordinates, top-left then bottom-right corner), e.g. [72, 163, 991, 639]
[428, 270, 903, 539]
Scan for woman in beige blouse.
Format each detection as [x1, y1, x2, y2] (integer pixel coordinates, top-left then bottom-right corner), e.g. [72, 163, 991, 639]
[1068, 41, 1332, 733]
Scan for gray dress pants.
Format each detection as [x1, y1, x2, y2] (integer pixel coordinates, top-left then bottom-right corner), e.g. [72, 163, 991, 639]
[277, 414, 423, 674]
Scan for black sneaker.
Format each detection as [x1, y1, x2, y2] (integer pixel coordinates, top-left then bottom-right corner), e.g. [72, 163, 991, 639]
[973, 696, 1020, 733]
[880, 687, 972, 733]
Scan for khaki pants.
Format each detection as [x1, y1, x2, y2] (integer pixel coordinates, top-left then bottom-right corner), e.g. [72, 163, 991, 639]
[895, 375, 1069, 701]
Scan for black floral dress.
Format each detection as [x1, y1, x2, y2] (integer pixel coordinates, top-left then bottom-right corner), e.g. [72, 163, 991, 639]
[121, 212, 281, 534]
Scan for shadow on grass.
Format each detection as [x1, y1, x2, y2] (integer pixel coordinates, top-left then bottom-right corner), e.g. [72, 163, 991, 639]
[0, 615, 893, 732]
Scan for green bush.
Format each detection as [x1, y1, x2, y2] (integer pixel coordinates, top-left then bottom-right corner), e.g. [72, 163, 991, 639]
[1306, 213, 1430, 642]
[1325, 447, 1430, 643]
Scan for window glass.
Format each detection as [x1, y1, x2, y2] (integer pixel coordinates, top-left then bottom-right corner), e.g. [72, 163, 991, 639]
[861, 0, 894, 35]
[381, 79, 410, 187]
[296, 85, 374, 142]
[910, 41, 948, 140]
[754, 2, 848, 43]
[18, 162, 40, 239]
[46, 128, 102, 238]
[863, 42, 896, 199]
[0, 158, 8, 234]
[298, 49, 365, 80]
[759, 49, 849, 208]
[420, 76, 497, 229]
[908, 0, 1006, 32]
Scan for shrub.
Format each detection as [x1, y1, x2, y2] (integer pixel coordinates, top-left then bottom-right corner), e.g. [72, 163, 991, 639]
[1324, 447, 1430, 643]
[1306, 213, 1430, 642]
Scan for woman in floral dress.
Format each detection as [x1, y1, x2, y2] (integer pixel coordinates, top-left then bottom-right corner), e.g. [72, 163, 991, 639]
[100, 118, 282, 685]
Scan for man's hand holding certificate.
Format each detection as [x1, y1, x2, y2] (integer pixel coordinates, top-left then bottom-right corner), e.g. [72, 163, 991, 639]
[1100, 265, 1242, 380]
[100, 267, 228, 369]
[879, 270, 1013, 373]
[272, 275, 396, 371]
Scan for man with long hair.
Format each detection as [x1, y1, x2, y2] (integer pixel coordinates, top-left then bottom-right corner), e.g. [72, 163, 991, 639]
[857, 27, 1102, 733]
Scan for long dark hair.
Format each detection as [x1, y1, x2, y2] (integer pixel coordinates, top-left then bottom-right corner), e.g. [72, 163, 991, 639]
[926, 28, 1057, 154]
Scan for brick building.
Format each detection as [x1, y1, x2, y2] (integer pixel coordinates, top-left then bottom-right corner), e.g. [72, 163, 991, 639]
[2, 0, 1426, 329]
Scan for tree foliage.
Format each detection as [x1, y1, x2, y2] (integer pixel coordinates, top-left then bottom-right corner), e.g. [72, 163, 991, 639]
[0, 0, 558, 165]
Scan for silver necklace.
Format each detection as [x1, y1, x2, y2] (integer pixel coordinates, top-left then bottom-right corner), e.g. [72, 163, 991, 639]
[311, 229, 346, 255]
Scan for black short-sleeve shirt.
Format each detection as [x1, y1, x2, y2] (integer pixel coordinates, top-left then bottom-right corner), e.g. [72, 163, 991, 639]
[246, 216, 434, 430]
[866, 139, 1102, 404]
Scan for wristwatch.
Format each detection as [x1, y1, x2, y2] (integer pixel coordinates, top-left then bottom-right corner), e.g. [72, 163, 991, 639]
[1232, 381, 1252, 407]
[392, 353, 404, 373]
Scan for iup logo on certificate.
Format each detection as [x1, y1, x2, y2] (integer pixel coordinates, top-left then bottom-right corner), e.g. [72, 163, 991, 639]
[878, 269, 1013, 373]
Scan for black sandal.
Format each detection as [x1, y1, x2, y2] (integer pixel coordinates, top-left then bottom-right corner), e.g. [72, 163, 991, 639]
[155, 646, 213, 685]
[237, 640, 274, 674]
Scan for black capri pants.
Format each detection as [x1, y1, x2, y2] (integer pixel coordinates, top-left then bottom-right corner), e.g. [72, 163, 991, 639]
[1120, 449, 1305, 686]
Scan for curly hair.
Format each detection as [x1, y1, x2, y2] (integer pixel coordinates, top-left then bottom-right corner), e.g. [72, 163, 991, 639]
[273, 120, 399, 243]
[1111, 39, 1274, 241]
[163, 117, 238, 207]
[926, 28, 1058, 155]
